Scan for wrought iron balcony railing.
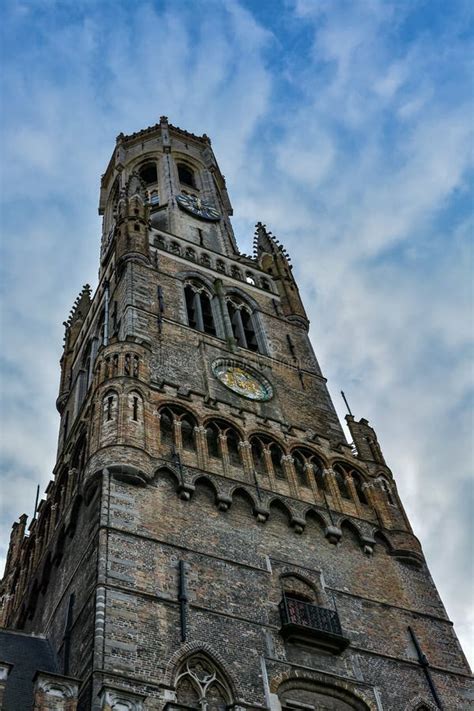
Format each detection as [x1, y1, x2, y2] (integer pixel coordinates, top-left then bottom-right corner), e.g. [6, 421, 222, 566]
[279, 596, 349, 653]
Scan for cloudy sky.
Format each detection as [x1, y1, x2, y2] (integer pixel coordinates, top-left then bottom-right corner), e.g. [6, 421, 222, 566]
[1, 0, 473, 664]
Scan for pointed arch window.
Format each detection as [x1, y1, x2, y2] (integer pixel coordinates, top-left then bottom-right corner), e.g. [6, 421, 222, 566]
[293, 451, 308, 486]
[226, 298, 259, 352]
[185, 282, 216, 336]
[159, 407, 174, 448]
[139, 162, 158, 186]
[292, 448, 326, 492]
[270, 442, 285, 479]
[181, 414, 197, 452]
[250, 436, 266, 476]
[103, 391, 118, 423]
[175, 654, 232, 711]
[379, 477, 396, 506]
[226, 428, 241, 467]
[250, 435, 286, 479]
[351, 470, 368, 505]
[159, 406, 197, 453]
[205, 420, 242, 467]
[333, 464, 351, 500]
[178, 163, 196, 189]
[206, 422, 221, 459]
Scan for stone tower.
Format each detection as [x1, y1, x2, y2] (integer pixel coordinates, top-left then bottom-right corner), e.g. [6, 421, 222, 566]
[0, 118, 471, 711]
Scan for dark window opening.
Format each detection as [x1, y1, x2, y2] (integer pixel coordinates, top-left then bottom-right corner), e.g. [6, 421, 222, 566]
[185, 284, 216, 336]
[181, 417, 196, 451]
[160, 409, 174, 446]
[106, 397, 113, 421]
[251, 438, 266, 475]
[139, 163, 158, 186]
[132, 397, 139, 421]
[334, 465, 351, 500]
[200, 292, 216, 336]
[312, 460, 326, 492]
[271, 444, 285, 479]
[352, 472, 368, 505]
[206, 423, 220, 459]
[227, 301, 259, 352]
[178, 164, 196, 188]
[185, 285, 199, 330]
[226, 429, 241, 467]
[294, 453, 308, 487]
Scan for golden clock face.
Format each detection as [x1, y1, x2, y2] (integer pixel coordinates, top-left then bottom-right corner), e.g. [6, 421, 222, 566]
[212, 359, 273, 401]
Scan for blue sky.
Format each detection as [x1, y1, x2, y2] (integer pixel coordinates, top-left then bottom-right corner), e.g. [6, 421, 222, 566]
[1, 0, 473, 664]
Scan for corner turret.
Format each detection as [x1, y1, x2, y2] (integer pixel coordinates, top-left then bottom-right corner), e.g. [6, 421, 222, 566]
[254, 222, 309, 329]
[56, 284, 92, 413]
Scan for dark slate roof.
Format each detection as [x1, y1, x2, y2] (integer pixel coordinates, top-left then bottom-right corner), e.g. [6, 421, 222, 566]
[0, 629, 58, 711]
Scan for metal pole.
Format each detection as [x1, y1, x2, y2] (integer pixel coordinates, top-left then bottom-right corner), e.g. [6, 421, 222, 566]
[408, 626, 444, 709]
[341, 390, 353, 417]
[171, 447, 185, 488]
[178, 560, 188, 642]
[33, 484, 40, 520]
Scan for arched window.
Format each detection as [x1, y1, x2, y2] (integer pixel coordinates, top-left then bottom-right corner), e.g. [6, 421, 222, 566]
[379, 477, 396, 506]
[206, 422, 221, 459]
[185, 282, 216, 336]
[103, 391, 118, 423]
[128, 391, 143, 422]
[333, 464, 351, 500]
[292, 448, 326, 491]
[250, 435, 285, 479]
[159, 407, 174, 448]
[178, 163, 196, 189]
[181, 414, 196, 452]
[226, 298, 259, 352]
[351, 470, 368, 505]
[175, 654, 232, 711]
[139, 162, 158, 186]
[293, 451, 308, 487]
[269, 442, 285, 479]
[281, 574, 318, 602]
[159, 406, 197, 453]
[250, 436, 266, 475]
[226, 428, 241, 467]
[205, 420, 242, 466]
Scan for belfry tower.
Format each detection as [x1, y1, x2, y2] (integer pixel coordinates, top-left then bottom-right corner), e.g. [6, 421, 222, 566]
[0, 118, 471, 711]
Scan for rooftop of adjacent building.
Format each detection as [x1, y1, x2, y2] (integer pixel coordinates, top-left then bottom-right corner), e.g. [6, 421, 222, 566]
[0, 628, 58, 710]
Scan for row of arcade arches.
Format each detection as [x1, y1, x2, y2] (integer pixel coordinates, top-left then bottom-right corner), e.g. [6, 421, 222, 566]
[156, 404, 394, 508]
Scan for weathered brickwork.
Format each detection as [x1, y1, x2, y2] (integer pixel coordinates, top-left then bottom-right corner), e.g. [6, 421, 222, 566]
[0, 118, 471, 711]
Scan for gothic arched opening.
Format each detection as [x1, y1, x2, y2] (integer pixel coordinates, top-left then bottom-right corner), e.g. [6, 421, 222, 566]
[175, 653, 233, 711]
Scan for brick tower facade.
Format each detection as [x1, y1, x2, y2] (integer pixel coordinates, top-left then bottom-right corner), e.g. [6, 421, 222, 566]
[0, 118, 471, 711]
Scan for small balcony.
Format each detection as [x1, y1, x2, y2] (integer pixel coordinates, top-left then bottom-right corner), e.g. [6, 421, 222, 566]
[279, 596, 350, 654]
